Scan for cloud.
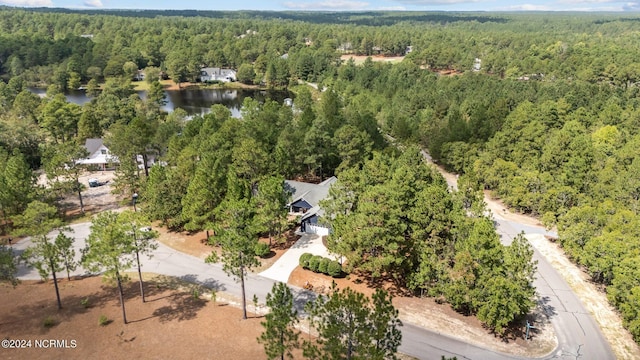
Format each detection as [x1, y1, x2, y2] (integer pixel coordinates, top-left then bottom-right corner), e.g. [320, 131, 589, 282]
[391, 0, 479, 4]
[622, 2, 640, 10]
[281, 0, 370, 10]
[0, 0, 53, 6]
[498, 3, 553, 11]
[377, 6, 407, 10]
[83, 0, 103, 6]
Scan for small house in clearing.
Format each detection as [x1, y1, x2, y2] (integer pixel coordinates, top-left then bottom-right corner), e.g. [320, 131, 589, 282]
[199, 68, 237, 83]
[285, 177, 337, 236]
[77, 138, 118, 170]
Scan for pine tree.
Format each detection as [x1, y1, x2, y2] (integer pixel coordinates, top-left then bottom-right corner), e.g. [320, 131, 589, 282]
[82, 211, 136, 324]
[54, 232, 77, 281]
[258, 282, 300, 360]
[255, 176, 289, 247]
[13, 201, 67, 309]
[0, 244, 19, 287]
[206, 196, 259, 320]
[118, 210, 158, 302]
[304, 284, 402, 360]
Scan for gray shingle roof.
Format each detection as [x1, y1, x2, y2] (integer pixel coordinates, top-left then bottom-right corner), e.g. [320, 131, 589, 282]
[84, 138, 104, 156]
[285, 176, 337, 208]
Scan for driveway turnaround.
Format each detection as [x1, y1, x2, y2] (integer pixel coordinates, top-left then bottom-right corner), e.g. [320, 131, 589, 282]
[259, 232, 334, 283]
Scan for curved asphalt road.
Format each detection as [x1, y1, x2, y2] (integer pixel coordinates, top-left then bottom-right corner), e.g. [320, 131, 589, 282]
[12, 214, 614, 360]
[424, 149, 614, 359]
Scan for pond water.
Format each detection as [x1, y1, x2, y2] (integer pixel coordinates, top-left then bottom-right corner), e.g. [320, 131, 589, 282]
[29, 87, 291, 118]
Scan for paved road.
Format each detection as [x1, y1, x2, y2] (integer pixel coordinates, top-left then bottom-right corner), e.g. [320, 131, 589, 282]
[12, 214, 614, 359]
[12, 222, 515, 360]
[421, 149, 615, 359]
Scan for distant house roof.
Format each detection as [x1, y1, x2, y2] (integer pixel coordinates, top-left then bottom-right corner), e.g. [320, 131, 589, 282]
[84, 138, 104, 155]
[200, 67, 237, 82]
[285, 176, 337, 209]
[77, 138, 118, 167]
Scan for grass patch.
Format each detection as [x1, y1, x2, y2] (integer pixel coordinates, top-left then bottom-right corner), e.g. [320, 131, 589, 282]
[81, 297, 91, 308]
[98, 314, 111, 326]
[43, 315, 56, 328]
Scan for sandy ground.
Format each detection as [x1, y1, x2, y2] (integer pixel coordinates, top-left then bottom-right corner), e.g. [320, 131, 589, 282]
[0, 275, 304, 360]
[288, 267, 557, 358]
[38, 170, 125, 219]
[340, 54, 405, 65]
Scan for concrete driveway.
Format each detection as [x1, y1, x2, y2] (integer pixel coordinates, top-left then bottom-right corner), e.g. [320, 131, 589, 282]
[259, 231, 335, 283]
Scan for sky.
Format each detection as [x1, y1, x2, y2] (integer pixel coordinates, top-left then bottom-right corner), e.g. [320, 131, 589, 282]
[2, 0, 640, 12]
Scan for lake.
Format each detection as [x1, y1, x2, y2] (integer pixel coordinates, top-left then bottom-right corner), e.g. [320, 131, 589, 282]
[29, 88, 292, 118]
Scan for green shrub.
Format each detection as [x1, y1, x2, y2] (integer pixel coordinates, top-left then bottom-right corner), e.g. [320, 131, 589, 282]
[318, 258, 330, 274]
[80, 297, 91, 308]
[299, 253, 313, 268]
[327, 261, 342, 277]
[43, 316, 56, 328]
[308, 255, 321, 272]
[192, 288, 200, 299]
[254, 242, 270, 257]
[98, 315, 110, 326]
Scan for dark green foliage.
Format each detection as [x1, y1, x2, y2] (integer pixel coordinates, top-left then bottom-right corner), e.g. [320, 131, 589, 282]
[304, 285, 402, 360]
[82, 211, 138, 324]
[254, 242, 270, 258]
[13, 201, 68, 309]
[0, 244, 19, 287]
[258, 282, 299, 359]
[205, 196, 260, 320]
[0, 7, 639, 345]
[255, 176, 289, 247]
[0, 150, 37, 226]
[300, 254, 343, 277]
[308, 255, 321, 273]
[324, 151, 537, 333]
[327, 261, 342, 277]
[299, 253, 313, 268]
[318, 258, 330, 274]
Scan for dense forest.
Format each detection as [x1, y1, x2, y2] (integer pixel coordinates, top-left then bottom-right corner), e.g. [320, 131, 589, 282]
[1, 7, 639, 343]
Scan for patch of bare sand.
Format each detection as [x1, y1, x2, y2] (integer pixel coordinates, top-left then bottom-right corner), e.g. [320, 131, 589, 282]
[155, 228, 213, 260]
[288, 266, 557, 358]
[0, 274, 305, 360]
[484, 191, 544, 228]
[340, 54, 405, 64]
[38, 170, 127, 218]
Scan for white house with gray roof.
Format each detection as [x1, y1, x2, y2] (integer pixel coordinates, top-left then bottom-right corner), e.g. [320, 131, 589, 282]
[199, 67, 237, 83]
[284, 176, 337, 236]
[76, 138, 118, 170]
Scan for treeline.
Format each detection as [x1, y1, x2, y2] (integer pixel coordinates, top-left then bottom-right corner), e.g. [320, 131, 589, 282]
[144, 87, 382, 231]
[329, 51, 640, 343]
[0, 73, 383, 231]
[4, 8, 640, 90]
[322, 148, 536, 335]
